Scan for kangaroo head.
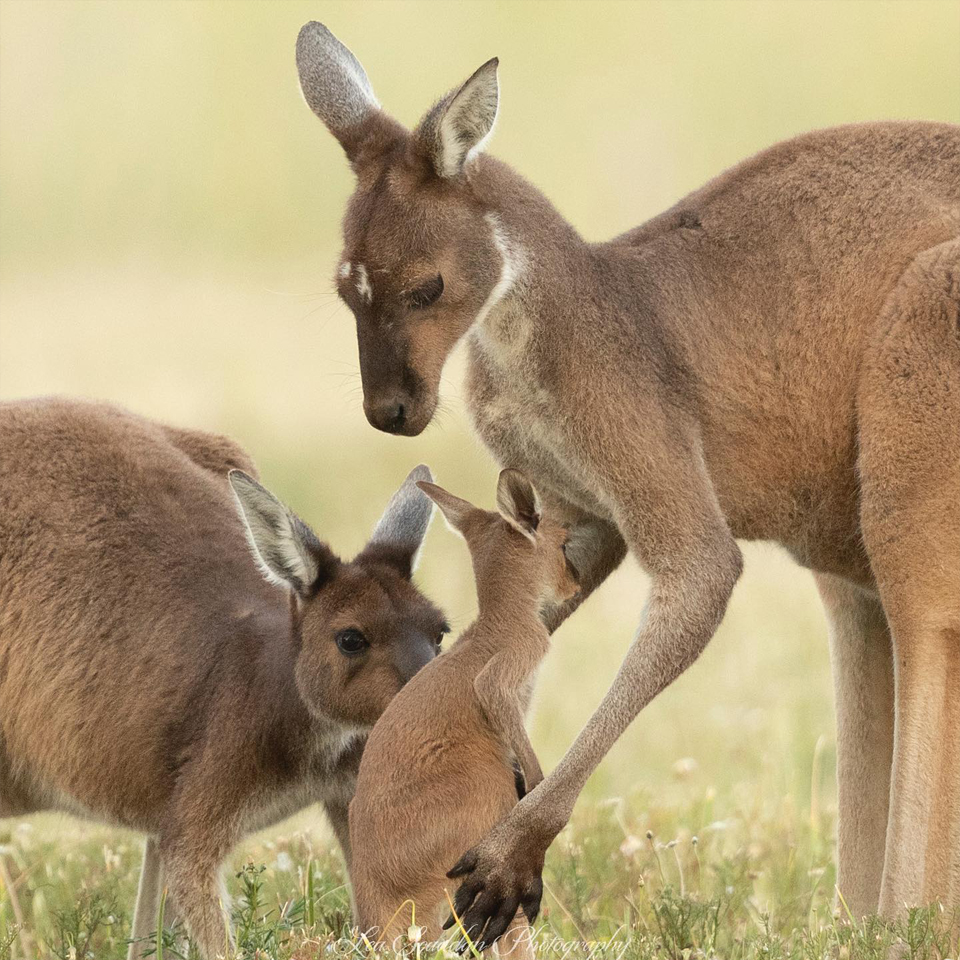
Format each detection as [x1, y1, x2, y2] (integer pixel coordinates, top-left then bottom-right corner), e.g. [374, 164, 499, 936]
[230, 465, 448, 728]
[417, 469, 579, 609]
[297, 22, 510, 437]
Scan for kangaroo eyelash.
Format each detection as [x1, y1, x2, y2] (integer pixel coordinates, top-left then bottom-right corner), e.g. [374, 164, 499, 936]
[406, 274, 444, 310]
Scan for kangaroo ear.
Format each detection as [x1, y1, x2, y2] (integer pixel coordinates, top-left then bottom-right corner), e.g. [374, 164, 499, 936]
[416, 480, 475, 535]
[363, 464, 435, 578]
[415, 58, 499, 179]
[229, 470, 338, 597]
[296, 22, 380, 159]
[496, 469, 541, 542]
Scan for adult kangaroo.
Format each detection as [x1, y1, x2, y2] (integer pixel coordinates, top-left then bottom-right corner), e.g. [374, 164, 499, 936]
[296, 22, 960, 941]
[0, 398, 447, 959]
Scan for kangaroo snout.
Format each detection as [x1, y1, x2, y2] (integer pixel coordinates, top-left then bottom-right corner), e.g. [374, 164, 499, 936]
[394, 632, 440, 682]
[364, 393, 411, 434]
[363, 390, 435, 437]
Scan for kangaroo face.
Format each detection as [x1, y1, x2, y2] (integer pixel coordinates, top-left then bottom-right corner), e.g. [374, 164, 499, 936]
[336, 168, 503, 437]
[540, 514, 581, 607]
[296, 560, 447, 728]
[230, 464, 444, 729]
[297, 24, 505, 437]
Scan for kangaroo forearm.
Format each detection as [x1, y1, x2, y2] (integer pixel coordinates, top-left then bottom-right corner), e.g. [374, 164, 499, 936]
[475, 661, 544, 790]
[478, 685, 540, 778]
[510, 724, 545, 792]
[526, 568, 740, 832]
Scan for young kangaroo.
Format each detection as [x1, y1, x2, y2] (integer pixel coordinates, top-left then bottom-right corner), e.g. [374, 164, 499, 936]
[0, 397, 448, 960]
[297, 22, 960, 941]
[349, 470, 577, 955]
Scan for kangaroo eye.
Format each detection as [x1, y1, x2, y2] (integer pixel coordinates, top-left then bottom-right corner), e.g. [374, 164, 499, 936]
[336, 628, 369, 656]
[435, 623, 451, 647]
[407, 274, 444, 310]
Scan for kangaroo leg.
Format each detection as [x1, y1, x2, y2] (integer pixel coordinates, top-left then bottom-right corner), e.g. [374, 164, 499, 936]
[160, 843, 232, 960]
[355, 884, 444, 949]
[815, 573, 894, 918]
[157, 789, 239, 960]
[858, 238, 960, 923]
[127, 838, 163, 960]
[446, 413, 743, 943]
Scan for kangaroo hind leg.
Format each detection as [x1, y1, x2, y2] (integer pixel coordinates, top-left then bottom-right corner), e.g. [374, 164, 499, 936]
[815, 573, 894, 919]
[858, 237, 960, 922]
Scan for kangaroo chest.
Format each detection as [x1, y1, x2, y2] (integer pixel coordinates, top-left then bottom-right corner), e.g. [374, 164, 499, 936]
[465, 321, 611, 522]
[239, 729, 361, 834]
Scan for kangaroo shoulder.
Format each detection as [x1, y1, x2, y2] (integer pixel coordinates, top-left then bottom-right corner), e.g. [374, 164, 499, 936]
[160, 424, 259, 480]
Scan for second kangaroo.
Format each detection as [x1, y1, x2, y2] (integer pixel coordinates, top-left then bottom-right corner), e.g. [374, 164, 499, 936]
[349, 469, 578, 955]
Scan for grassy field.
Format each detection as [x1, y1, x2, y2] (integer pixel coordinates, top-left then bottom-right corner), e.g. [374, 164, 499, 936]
[2, 788, 958, 959]
[2, 1, 959, 958]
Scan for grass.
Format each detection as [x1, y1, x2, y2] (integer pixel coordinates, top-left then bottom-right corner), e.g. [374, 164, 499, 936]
[2, 791, 957, 959]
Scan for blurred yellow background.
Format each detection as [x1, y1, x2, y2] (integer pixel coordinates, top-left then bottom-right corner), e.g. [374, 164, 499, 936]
[1, 0, 958, 817]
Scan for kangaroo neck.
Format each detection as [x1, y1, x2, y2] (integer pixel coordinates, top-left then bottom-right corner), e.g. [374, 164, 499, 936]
[470, 553, 546, 640]
[470, 156, 599, 330]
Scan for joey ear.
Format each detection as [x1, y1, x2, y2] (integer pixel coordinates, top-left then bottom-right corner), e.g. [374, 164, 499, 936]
[495, 469, 541, 542]
[229, 470, 337, 597]
[415, 57, 499, 178]
[296, 22, 380, 158]
[416, 480, 475, 534]
[364, 464, 435, 578]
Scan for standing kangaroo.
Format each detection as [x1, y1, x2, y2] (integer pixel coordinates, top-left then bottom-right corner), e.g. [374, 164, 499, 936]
[296, 21, 960, 941]
[0, 398, 448, 960]
[350, 469, 578, 954]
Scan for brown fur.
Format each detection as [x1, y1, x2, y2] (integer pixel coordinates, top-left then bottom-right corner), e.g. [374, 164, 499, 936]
[297, 22, 960, 941]
[0, 397, 447, 959]
[349, 471, 576, 954]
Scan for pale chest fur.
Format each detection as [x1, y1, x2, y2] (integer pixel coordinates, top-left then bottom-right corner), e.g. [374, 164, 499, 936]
[239, 728, 362, 834]
[466, 302, 612, 523]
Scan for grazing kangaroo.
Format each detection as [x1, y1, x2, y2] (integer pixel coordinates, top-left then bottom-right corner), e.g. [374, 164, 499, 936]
[296, 21, 960, 942]
[350, 470, 578, 955]
[0, 397, 448, 960]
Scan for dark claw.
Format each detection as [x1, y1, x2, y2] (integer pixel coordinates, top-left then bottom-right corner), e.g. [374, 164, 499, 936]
[457, 891, 501, 951]
[443, 877, 481, 931]
[512, 759, 527, 800]
[475, 896, 519, 950]
[520, 877, 544, 923]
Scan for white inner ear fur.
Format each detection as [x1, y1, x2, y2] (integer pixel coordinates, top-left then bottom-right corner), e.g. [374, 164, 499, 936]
[496, 473, 542, 543]
[338, 261, 352, 279]
[437, 67, 499, 178]
[500, 513, 538, 543]
[230, 480, 318, 592]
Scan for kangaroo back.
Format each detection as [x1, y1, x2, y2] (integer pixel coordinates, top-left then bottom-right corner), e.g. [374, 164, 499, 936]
[0, 397, 286, 823]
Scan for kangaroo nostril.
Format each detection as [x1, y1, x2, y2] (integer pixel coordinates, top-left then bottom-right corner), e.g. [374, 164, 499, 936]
[367, 398, 410, 434]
